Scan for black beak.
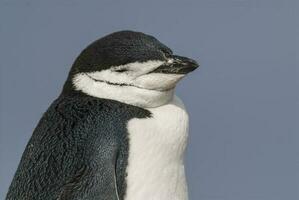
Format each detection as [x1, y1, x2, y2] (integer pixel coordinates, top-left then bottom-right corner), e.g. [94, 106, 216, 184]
[152, 55, 199, 74]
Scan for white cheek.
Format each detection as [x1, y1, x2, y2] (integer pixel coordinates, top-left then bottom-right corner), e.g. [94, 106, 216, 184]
[135, 73, 184, 90]
[86, 60, 165, 85]
[72, 73, 175, 108]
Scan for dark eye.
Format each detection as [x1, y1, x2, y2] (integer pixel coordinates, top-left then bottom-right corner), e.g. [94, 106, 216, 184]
[114, 68, 128, 73]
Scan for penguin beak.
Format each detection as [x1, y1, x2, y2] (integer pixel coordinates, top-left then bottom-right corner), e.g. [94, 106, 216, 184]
[152, 55, 199, 74]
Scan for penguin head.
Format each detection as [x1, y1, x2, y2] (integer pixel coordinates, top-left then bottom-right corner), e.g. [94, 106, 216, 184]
[64, 30, 199, 107]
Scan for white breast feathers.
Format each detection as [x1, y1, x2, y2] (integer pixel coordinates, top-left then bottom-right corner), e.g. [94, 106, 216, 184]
[125, 96, 189, 200]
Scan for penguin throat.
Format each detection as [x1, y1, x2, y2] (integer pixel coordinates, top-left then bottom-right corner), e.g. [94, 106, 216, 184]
[72, 73, 175, 108]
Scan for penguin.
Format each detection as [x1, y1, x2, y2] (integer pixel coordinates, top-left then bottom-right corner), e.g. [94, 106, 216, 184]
[6, 30, 199, 200]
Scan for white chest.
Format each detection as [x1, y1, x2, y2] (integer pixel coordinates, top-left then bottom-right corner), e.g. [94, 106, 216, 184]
[124, 96, 189, 200]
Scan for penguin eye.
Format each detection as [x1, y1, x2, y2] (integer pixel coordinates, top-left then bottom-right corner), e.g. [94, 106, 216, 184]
[114, 68, 128, 73]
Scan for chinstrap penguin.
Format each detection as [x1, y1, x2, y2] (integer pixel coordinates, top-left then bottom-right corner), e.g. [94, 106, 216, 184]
[6, 30, 199, 200]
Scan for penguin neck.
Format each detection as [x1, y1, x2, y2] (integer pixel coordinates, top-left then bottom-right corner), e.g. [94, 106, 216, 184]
[68, 73, 175, 108]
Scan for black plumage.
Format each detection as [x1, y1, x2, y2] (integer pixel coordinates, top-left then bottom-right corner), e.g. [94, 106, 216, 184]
[6, 94, 150, 200]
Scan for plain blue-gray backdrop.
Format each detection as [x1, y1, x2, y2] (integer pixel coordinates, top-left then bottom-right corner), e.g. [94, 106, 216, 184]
[0, 0, 297, 199]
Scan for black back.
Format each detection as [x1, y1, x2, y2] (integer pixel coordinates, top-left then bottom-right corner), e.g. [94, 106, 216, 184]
[6, 94, 151, 200]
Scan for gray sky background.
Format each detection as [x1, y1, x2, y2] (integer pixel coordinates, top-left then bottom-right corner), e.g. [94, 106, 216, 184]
[0, 0, 297, 199]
